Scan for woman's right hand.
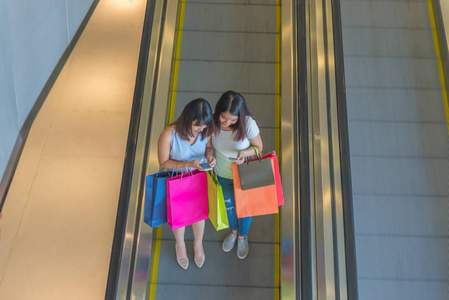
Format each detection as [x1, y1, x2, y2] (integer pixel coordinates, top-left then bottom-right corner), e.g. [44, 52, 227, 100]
[207, 155, 216, 168]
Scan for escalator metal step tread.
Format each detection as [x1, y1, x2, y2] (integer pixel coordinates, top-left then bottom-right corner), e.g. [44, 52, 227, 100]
[155, 240, 276, 287]
[180, 31, 276, 62]
[155, 285, 275, 300]
[151, 2, 280, 298]
[153, 215, 279, 299]
[183, 3, 277, 33]
[160, 214, 276, 243]
[177, 61, 276, 95]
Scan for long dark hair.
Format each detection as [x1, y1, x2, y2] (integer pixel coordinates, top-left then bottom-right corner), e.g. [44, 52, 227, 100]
[172, 98, 213, 140]
[213, 91, 253, 141]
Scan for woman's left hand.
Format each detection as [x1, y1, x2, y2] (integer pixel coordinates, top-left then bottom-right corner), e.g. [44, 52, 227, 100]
[234, 151, 246, 165]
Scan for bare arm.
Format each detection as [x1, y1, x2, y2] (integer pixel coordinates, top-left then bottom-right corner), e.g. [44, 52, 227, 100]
[205, 136, 216, 167]
[158, 127, 175, 169]
[158, 127, 204, 170]
[235, 134, 263, 164]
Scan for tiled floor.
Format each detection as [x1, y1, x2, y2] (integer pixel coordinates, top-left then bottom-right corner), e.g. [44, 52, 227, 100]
[0, 0, 146, 298]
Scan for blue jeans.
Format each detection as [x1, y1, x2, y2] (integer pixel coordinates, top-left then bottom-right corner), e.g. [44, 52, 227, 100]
[217, 176, 252, 237]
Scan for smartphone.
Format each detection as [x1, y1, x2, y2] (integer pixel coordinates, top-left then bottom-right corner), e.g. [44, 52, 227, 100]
[199, 162, 212, 171]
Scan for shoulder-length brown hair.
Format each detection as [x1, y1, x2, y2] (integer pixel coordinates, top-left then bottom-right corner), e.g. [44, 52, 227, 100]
[172, 98, 214, 141]
[213, 91, 253, 141]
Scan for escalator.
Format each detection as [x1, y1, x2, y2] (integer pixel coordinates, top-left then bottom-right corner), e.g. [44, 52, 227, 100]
[105, 0, 364, 299]
[138, 1, 283, 299]
[340, 0, 449, 299]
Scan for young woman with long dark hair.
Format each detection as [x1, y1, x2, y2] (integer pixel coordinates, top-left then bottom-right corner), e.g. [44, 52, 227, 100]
[158, 98, 216, 269]
[206, 91, 263, 259]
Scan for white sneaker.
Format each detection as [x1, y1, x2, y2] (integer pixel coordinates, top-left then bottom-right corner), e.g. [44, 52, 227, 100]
[222, 232, 237, 252]
[237, 236, 249, 259]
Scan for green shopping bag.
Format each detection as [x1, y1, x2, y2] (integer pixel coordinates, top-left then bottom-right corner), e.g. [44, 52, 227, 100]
[207, 170, 229, 231]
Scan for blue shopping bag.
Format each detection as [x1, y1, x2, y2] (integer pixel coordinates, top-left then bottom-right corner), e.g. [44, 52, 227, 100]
[144, 171, 173, 227]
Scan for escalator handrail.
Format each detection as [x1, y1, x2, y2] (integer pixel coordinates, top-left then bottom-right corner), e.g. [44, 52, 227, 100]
[296, 0, 313, 298]
[331, 0, 359, 298]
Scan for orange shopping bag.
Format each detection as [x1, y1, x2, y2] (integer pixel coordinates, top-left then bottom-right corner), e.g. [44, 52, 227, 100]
[232, 158, 279, 218]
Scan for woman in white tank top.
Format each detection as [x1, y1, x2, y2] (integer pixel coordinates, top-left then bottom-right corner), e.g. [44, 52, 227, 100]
[158, 98, 216, 269]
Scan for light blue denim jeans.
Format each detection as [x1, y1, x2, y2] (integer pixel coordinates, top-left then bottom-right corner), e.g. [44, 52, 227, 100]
[217, 176, 252, 237]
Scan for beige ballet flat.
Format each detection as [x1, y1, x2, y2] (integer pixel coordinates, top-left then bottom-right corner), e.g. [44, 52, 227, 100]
[175, 243, 189, 270]
[194, 244, 205, 268]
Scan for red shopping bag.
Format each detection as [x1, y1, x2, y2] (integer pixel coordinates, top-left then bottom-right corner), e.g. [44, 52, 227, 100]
[259, 151, 284, 206]
[166, 169, 209, 230]
[233, 151, 284, 218]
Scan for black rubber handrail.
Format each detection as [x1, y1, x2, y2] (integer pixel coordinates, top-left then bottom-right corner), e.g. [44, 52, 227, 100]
[431, 0, 449, 93]
[296, 0, 313, 299]
[331, 0, 359, 299]
[105, 0, 157, 298]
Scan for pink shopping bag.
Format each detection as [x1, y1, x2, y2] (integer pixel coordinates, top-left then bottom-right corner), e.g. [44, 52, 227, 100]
[166, 169, 209, 230]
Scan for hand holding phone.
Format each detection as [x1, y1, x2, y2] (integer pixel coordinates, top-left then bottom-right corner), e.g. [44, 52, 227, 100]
[199, 162, 212, 171]
[229, 157, 245, 165]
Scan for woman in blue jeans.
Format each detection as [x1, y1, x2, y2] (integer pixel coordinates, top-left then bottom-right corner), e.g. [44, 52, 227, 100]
[206, 91, 263, 259]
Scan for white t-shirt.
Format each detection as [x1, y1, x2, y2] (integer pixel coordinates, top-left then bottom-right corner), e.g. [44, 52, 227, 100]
[212, 116, 260, 179]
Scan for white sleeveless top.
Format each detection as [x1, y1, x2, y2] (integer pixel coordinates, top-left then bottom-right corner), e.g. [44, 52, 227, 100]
[169, 126, 207, 172]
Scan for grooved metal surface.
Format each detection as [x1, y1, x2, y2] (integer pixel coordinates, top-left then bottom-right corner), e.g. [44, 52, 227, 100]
[152, 0, 280, 299]
[340, 0, 449, 299]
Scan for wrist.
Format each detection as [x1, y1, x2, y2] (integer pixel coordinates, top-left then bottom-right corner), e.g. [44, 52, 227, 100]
[249, 146, 259, 156]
